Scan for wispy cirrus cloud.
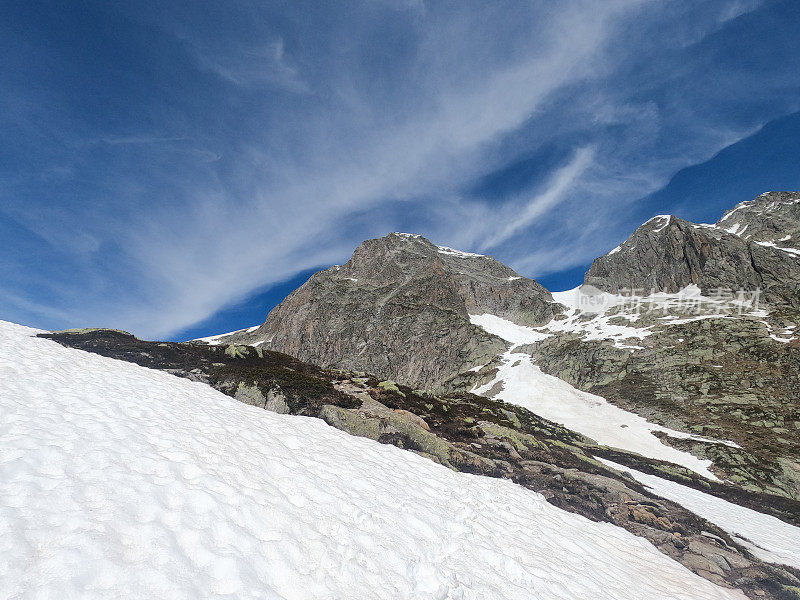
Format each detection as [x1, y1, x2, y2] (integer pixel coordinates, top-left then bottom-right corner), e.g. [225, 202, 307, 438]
[1, 0, 798, 338]
[194, 38, 309, 93]
[478, 147, 596, 250]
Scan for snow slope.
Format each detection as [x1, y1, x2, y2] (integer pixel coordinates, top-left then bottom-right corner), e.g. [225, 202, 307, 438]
[193, 325, 259, 345]
[549, 285, 767, 347]
[597, 458, 800, 571]
[0, 320, 745, 600]
[470, 314, 726, 480]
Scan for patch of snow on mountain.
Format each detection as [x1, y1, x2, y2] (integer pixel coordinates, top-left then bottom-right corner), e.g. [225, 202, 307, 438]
[754, 240, 800, 256]
[645, 214, 672, 233]
[193, 329, 245, 345]
[0, 320, 746, 600]
[596, 458, 800, 571]
[761, 322, 797, 344]
[548, 288, 653, 349]
[469, 313, 550, 345]
[192, 325, 260, 345]
[549, 285, 767, 341]
[542, 311, 650, 350]
[718, 198, 760, 221]
[720, 222, 744, 235]
[470, 315, 730, 479]
[436, 245, 486, 259]
[719, 193, 800, 225]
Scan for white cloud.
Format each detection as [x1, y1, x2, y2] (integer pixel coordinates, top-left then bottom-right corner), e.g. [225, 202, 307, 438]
[106, 1, 644, 337]
[4, 0, 796, 338]
[479, 146, 596, 250]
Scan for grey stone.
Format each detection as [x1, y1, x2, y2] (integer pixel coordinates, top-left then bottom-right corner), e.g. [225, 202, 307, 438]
[585, 192, 800, 308]
[226, 233, 554, 390]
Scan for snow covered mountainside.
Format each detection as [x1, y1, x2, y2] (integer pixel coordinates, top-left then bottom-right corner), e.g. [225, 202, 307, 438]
[4, 192, 799, 599]
[39, 326, 800, 597]
[217, 192, 800, 501]
[468, 313, 729, 480]
[0, 320, 751, 599]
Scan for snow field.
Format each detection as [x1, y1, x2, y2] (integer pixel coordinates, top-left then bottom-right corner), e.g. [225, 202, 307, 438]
[0, 320, 745, 600]
[192, 325, 259, 345]
[597, 458, 800, 571]
[469, 313, 726, 479]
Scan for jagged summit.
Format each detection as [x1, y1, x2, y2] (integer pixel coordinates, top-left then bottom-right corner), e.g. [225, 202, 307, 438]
[585, 192, 800, 306]
[716, 191, 800, 248]
[585, 214, 759, 294]
[342, 233, 536, 304]
[720, 191, 800, 219]
[388, 232, 490, 259]
[206, 192, 800, 388]
[223, 232, 555, 389]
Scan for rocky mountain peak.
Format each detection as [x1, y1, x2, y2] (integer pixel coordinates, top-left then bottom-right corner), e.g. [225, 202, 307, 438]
[224, 232, 556, 389]
[585, 213, 758, 294]
[585, 193, 800, 307]
[343, 232, 439, 277]
[343, 232, 522, 284]
[716, 191, 800, 248]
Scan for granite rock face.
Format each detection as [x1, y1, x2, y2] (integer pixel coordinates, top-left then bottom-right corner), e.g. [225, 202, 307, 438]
[584, 192, 800, 308]
[218, 194, 799, 498]
[227, 233, 555, 390]
[530, 192, 800, 498]
[530, 317, 800, 499]
[717, 191, 800, 246]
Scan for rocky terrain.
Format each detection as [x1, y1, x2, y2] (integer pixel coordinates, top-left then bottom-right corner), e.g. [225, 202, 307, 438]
[40, 328, 800, 599]
[214, 193, 799, 503]
[526, 193, 800, 499]
[47, 191, 799, 597]
[220, 232, 554, 391]
[530, 309, 800, 499]
[585, 192, 800, 308]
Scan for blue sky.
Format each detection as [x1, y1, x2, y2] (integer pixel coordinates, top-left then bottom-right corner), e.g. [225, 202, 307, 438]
[1, 0, 799, 341]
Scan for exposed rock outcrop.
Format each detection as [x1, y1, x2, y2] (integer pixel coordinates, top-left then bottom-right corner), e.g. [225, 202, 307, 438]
[226, 232, 555, 390]
[530, 317, 800, 499]
[585, 192, 800, 308]
[717, 191, 800, 247]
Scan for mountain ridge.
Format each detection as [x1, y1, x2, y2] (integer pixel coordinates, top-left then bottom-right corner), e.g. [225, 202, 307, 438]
[585, 191, 800, 308]
[221, 231, 555, 390]
[20, 190, 800, 599]
[210, 192, 799, 501]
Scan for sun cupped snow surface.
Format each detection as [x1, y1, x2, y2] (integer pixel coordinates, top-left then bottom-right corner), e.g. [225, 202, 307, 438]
[469, 314, 723, 480]
[0, 321, 746, 600]
[597, 458, 800, 571]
